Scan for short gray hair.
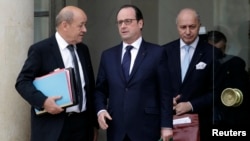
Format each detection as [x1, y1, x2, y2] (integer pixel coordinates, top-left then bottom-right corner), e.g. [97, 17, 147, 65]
[55, 10, 74, 27]
[175, 8, 200, 25]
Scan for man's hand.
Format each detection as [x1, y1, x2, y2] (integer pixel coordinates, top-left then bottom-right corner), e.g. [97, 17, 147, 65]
[43, 96, 64, 114]
[97, 110, 112, 130]
[175, 102, 192, 115]
[173, 95, 181, 110]
[160, 128, 173, 141]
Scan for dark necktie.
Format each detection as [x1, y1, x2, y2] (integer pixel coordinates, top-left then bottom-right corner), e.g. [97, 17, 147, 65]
[181, 45, 191, 81]
[122, 45, 133, 81]
[67, 45, 83, 111]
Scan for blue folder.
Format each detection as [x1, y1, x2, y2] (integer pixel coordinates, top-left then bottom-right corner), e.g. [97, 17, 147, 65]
[33, 68, 75, 115]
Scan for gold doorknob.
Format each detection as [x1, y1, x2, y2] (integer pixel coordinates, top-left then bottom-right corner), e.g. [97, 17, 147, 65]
[221, 88, 243, 107]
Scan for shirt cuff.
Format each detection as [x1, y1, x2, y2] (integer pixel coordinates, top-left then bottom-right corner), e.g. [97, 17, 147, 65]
[97, 109, 107, 116]
[187, 101, 193, 111]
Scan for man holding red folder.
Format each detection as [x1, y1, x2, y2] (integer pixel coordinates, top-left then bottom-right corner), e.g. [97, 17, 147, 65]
[15, 6, 98, 141]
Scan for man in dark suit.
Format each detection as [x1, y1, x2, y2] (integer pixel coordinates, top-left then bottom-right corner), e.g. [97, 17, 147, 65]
[15, 6, 97, 141]
[162, 8, 219, 141]
[207, 30, 250, 128]
[94, 4, 173, 141]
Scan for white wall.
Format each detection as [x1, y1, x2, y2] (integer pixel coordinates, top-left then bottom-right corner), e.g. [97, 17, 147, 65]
[0, 0, 33, 140]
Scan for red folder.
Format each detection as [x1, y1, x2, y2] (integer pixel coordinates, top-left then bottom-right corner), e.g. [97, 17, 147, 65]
[173, 114, 200, 141]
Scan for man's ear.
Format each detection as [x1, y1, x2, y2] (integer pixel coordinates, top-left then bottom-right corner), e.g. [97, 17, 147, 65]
[138, 19, 144, 29]
[61, 21, 69, 30]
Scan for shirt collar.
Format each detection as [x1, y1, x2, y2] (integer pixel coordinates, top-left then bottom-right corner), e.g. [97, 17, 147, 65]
[180, 36, 199, 50]
[55, 32, 77, 50]
[122, 36, 142, 50]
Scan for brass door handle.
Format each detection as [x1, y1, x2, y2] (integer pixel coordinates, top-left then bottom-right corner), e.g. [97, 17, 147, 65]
[221, 88, 243, 107]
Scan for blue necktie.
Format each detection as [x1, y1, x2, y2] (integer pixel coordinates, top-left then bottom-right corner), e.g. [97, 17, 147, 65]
[67, 45, 83, 111]
[122, 45, 133, 81]
[181, 45, 191, 81]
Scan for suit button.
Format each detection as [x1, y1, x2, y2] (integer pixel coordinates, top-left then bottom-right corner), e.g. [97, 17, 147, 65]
[125, 88, 128, 91]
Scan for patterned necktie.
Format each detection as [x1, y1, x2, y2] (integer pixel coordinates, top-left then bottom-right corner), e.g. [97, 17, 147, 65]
[67, 45, 83, 111]
[122, 45, 133, 81]
[181, 45, 191, 81]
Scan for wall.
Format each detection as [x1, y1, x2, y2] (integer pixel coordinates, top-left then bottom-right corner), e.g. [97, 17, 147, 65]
[0, 0, 33, 140]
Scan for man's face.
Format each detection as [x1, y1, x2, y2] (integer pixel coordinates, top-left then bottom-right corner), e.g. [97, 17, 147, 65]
[117, 7, 143, 44]
[177, 10, 200, 45]
[66, 11, 87, 45]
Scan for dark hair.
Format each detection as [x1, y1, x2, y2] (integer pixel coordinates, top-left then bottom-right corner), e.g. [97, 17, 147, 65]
[207, 30, 227, 44]
[116, 4, 144, 21]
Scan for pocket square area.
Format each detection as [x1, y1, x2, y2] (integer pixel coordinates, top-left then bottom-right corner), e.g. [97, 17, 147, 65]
[196, 62, 207, 69]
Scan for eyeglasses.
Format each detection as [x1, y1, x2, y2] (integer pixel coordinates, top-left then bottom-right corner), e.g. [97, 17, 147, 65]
[117, 19, 137, 26]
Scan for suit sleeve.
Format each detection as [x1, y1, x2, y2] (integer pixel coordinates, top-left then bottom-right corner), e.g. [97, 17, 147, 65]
[94, 52, 109, 114]
[158, 48, 173, 128]
[15, 45, 47, 110]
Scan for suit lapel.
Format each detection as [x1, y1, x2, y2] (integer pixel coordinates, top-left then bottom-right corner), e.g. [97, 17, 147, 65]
[172, 43, 183, 83]
[184, 40, 204, 82]
[76, 44, 89, 84]
[116, 43, 127, 82]
[128, 41, 147, 82]
[50, 36, 65, 68]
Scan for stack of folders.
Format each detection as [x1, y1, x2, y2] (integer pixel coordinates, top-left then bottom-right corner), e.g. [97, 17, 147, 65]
[33, 68, 77, 115]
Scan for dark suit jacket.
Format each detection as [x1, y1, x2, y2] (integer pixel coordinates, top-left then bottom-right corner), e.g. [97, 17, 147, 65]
[162, 38, 219, 133]
[15, 35, 96, 141]
[214, 54, 250, 127]
[94, 40, 173, 141]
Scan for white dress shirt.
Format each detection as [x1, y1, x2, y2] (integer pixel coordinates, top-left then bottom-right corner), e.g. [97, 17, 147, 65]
[55, 32, 86, 113]
[179, 37, 199, 111]
[180, 37, 199, 65]
[121, 37, 142, 74]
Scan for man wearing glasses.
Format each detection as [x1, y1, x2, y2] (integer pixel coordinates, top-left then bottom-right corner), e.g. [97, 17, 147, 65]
[94, 4, 173, 141]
